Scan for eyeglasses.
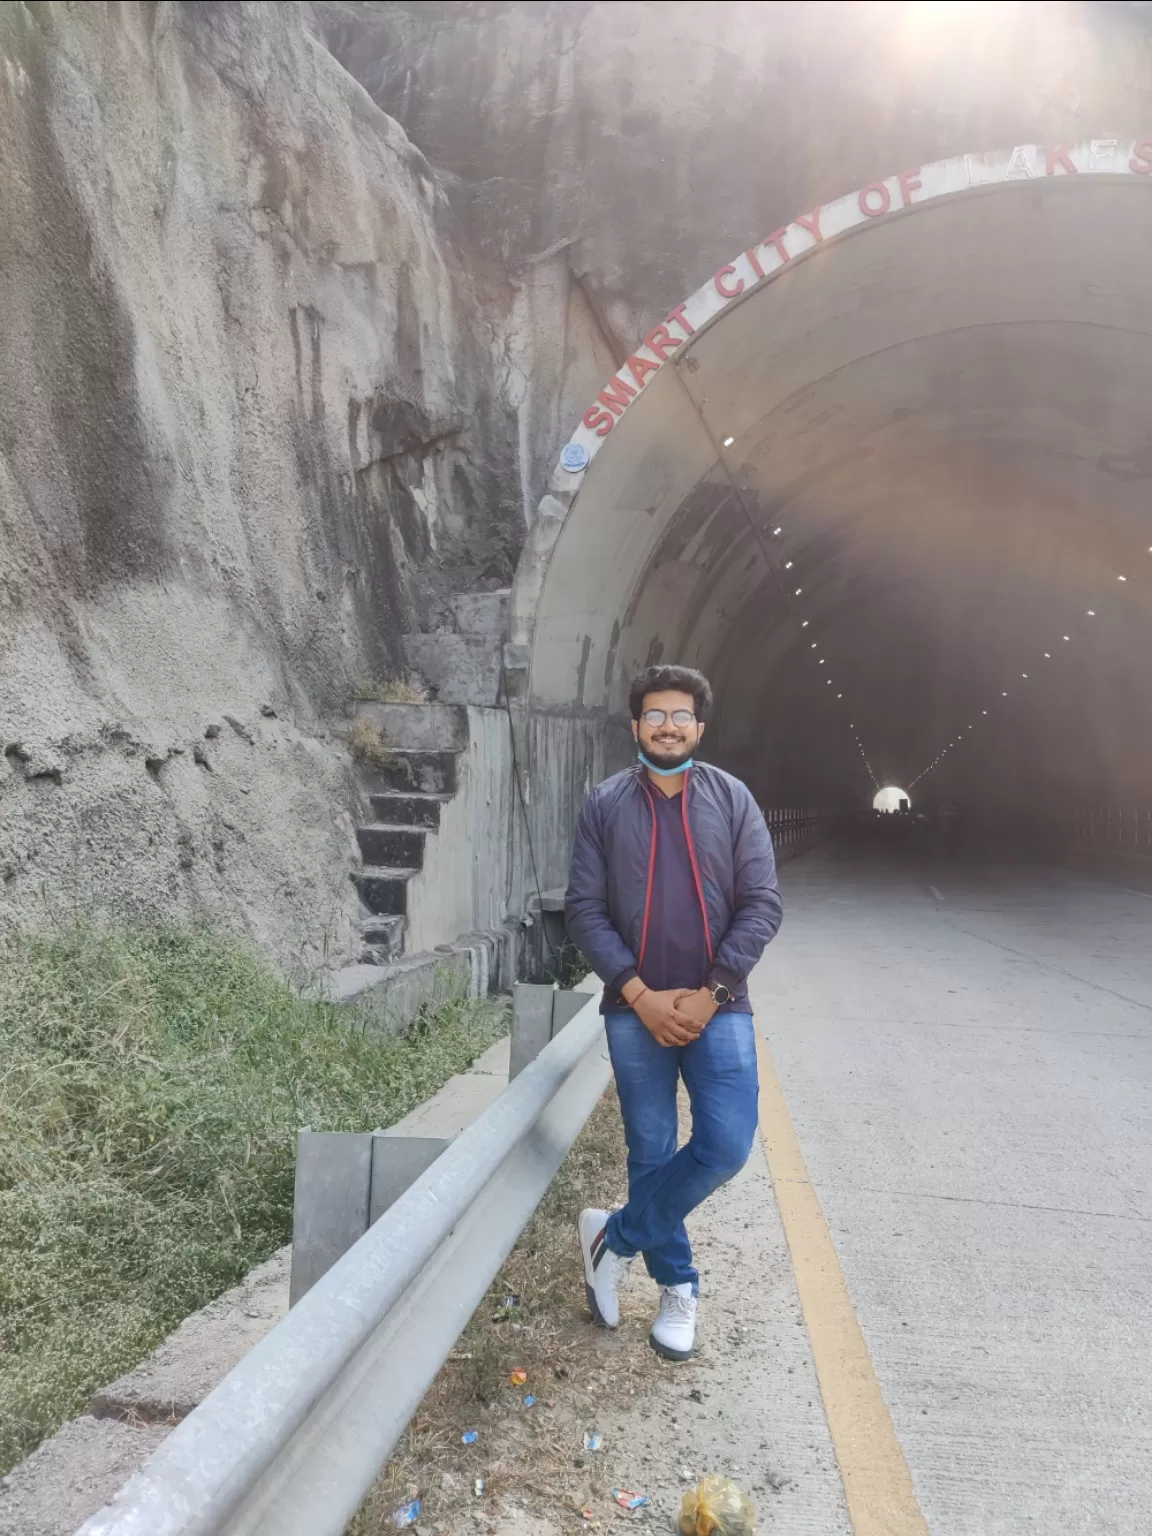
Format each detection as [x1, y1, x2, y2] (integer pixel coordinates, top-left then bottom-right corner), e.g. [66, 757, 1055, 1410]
[640, 709, 696, 727]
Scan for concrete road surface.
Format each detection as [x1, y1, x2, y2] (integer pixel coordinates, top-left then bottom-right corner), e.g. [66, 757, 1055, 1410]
[756, 844, 1152, 1534]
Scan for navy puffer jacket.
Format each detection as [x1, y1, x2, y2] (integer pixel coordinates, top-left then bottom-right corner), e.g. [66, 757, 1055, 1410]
[564, 762, 783, 997]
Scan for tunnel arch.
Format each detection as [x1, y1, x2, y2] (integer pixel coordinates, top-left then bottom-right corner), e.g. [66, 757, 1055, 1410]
[511, 138, 1152, 812]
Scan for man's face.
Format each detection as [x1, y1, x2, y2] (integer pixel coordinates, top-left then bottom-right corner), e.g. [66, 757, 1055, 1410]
[632, 689, 704, 770]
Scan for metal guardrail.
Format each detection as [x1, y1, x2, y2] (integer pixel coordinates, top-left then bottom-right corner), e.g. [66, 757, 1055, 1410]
[764, 807, 837, 863]
[79, 994, 610, 1536]
[1068, 808, 1152, 852]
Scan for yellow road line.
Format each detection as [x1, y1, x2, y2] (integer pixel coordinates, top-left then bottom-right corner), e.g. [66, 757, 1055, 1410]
[755, 1029, 930, 1536]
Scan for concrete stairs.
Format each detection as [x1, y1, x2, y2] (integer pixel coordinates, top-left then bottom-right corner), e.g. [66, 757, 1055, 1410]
[348, 726, 461, 966]
[333, 668, 512, 1016]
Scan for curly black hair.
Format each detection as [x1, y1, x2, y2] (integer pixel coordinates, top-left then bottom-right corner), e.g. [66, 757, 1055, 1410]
[628, 665, 713, 723]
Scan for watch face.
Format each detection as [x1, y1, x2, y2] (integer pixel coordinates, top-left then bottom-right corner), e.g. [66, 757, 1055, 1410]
[712, 983, 732, 1005]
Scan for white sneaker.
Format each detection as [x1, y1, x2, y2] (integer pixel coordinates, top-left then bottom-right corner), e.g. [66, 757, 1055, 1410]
[578, 1207, 631, 1328]
[650, 1283, 697, 1360]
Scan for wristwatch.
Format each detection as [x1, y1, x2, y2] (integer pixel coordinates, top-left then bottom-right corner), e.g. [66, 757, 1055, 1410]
[708, 981, 732, 1006]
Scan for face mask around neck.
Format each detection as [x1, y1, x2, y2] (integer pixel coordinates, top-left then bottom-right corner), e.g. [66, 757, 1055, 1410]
[638, 750, 693, 777]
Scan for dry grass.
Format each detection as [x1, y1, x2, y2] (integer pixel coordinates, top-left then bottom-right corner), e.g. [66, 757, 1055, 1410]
[346, 715, 398, 771]
[352, 674, 430, 705]
[0, 922, 509, 1476]
[349, 1088, 676, 1535]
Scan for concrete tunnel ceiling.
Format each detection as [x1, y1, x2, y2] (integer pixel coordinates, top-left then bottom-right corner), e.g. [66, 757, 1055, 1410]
[515, 140, 1152, 811]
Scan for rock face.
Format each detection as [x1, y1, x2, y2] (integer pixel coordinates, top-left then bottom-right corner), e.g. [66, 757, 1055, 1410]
[317, 0, 1152, 354]
[0, 1, 585, 969]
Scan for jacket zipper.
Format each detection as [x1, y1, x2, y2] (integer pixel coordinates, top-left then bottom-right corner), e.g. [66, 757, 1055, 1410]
[681, 767, 715, 964]
[636, 778, 659, 970]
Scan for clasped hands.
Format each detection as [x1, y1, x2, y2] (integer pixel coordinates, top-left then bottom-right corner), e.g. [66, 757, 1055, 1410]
[629, 983, 716, 1047]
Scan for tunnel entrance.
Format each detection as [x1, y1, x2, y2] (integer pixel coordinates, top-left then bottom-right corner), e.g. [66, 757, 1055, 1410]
[873, 787, 911, 815]
[513, 138, 1152, 826]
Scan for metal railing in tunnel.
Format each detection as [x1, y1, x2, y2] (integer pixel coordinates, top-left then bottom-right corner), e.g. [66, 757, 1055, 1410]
[763, 807, 839, 864]
[78, 996, 611, 1536]
[1069, 808, 1152, 853]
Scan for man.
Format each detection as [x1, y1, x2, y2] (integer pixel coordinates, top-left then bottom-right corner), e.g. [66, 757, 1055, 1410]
[565, 664, 783, 1360]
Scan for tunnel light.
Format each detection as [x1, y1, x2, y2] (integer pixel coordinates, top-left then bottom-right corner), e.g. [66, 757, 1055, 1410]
[784, 561, 794, 569]
[801, 620, 809, 627]
[837, 693, 842, 699]
[1044, 652, 1051, 658]
[1118, 575, 1127, 581]
[1002, 691, 1008, 697]
[982, 710, 988, 715]
[774, 527, 782, 536]
[818, 658, 825, 664]
[1087, 610, 1096, 616]
[723, 436, 735, 448]
[1022, 673, 1028, 679]
[811, 642, 817, 649]
[794, 588, 802, 596]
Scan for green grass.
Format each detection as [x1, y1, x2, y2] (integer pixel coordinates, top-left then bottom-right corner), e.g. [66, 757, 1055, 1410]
[0, 921, 508, 1475]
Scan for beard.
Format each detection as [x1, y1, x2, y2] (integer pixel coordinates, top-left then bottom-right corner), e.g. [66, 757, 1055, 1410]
[642, 737, 695, 770]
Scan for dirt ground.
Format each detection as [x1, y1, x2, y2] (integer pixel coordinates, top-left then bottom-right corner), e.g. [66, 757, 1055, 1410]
[349, 1084, 847, 1536]
[348, 1088, 672, 1535]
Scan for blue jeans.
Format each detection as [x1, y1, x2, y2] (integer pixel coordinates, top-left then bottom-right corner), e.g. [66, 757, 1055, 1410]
[604, 1010, 760, 1291]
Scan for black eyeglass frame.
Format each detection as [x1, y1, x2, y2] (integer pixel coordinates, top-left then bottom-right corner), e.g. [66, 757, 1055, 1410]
[639, 708, 698, 727]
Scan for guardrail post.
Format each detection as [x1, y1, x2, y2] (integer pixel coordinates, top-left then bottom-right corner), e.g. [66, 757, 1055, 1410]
[510, 982, 586, 1079]
[289, 1132, 373, 1307]
[290, 1130, 451, 1306]
[369, 1135, 451, 1223]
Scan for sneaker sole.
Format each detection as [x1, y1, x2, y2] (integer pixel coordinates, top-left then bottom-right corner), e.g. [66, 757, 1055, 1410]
[648, 1331, 694, 1362]
[577, 1210, 616, 1329]
[585, 1281, 611, 1328]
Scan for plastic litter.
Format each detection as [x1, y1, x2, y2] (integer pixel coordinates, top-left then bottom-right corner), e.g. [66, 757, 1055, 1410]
[390, 1497, 422, 1528]
[473, 1477, 486, 1497]
[583, 1430, 603, 1453]
[612, 1489, 649, 1510]
[461, 1430, 479, 1445]
[678, 1475, 757, 1535]
[509, 1367, 528, 1386]
[522, 1395, 537, 1408]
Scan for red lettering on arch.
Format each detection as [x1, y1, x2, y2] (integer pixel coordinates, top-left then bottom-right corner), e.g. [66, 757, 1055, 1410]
[713, 264, 744, 299]
[627, 353, 660, 388]
[598, 377, 637, 416]
[858, 182, 891, 216]
[898, 168, 922, 206]
[645, 324, 681, 361]
[665, 304, 696, 338]
[744, 247, 766, 279]
[1046, 141, 1077, 175]
[794, 209, 823, 242]
[763, 227, 791, 262]
[583, 406, 615, 438]
[1131, 138, 1152, 173]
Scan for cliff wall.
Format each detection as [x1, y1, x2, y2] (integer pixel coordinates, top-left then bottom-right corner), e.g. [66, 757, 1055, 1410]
[0, 1, 612, 969]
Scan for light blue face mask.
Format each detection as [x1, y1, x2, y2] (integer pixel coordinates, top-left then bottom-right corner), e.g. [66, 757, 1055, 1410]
[638, 750, 694, 777]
